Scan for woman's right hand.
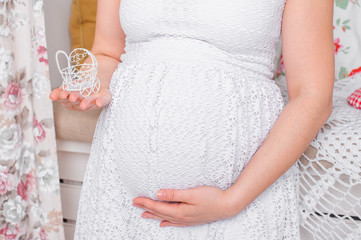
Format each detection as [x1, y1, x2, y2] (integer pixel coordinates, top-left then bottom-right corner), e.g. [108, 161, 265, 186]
[49, 85, 112, 111]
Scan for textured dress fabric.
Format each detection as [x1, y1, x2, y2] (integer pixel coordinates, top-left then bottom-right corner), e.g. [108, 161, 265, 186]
[74, 0, 300, 239]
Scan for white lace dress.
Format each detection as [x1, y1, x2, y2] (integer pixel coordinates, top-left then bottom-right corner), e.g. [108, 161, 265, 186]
[74, 0, 300, 239]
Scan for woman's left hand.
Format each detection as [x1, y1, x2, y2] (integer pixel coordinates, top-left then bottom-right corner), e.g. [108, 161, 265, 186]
[132, 185, 238, 227]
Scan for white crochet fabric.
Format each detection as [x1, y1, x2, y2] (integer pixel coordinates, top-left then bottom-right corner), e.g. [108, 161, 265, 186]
[74, 0, 300, 239]
[276, 73, 361, 240]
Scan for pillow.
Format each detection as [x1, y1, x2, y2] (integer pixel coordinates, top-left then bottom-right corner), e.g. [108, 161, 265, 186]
[348, 87, 361, 109]
[333, 1, 361, 80]
[274, 1, 361, 81]
[69, 0, 97, 51]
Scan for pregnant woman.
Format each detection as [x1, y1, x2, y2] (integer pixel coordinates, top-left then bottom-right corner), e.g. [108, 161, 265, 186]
[50, 0, 334, 239]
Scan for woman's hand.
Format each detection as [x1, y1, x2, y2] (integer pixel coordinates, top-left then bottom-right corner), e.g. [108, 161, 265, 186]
[49, 0, 125, 112]
[49, 86, 111, 111]
[132, 186, 238, 227]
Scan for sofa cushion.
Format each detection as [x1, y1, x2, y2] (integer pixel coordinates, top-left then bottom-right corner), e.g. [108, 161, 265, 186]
[69, 0, 97, 50]
[53, 101, 102, 142]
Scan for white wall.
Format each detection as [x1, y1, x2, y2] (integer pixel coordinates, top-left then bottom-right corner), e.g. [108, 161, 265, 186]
[44, 0, 73, 89]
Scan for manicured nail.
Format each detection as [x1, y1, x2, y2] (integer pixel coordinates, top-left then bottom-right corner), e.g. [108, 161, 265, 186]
[132, 203, 140, 207]
[157, 191, 166, 199]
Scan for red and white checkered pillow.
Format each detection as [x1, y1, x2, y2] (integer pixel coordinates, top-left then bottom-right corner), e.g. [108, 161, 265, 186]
[347, 87, 361, 109]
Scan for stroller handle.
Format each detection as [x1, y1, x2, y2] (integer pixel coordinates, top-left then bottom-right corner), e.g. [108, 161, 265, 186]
[55, 50, 71, 73]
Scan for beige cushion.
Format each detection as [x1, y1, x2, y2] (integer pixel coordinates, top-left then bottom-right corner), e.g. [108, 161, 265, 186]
[53, 101, 102, 143]
[69, 0, 97, 51]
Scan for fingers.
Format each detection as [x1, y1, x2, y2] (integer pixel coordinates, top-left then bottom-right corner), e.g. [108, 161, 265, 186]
[160, 220, 190, 227]
[63, 103, 98, 112]
[80, 95, 97, 110]
[59, 89, 70, 101]
[49, 85, 82, 103]
[49, 85, 111, 111]
[62, 104, 83, 112]
[157, 189, 194, 203]
[59, 97, 82, 111]
[141, 211, 164, 221]
[133, 198, 185, 221]
[133, 204, 187, 223]
[81, 91, 111, 109]
[136, 202, 177, 220]
[96, 94, 111, 108]
[69, 92, 83, 103]
[141, 211, 191, 227]
[133, 203, 177, 221]
[49, 87, 63, 101]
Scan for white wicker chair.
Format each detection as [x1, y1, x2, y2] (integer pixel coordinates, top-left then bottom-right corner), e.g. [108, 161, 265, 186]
[275, 73, 361, 240]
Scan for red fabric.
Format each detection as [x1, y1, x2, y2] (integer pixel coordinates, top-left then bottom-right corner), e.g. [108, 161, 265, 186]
[348, 66, 361, 77]
[347, 87, 361, 109]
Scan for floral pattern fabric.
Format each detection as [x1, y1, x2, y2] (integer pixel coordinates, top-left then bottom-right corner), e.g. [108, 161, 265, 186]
[0, 0, 65, 239]
[333, 0, 361, 80]
[275, 0, 361, 81]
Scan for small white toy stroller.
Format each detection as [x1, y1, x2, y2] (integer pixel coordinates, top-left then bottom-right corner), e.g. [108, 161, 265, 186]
[56, 48, 100, 97]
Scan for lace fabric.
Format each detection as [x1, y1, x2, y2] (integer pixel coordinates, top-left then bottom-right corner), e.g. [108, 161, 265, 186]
[276, 74, 361, 240]
[74, 0, 300, 239]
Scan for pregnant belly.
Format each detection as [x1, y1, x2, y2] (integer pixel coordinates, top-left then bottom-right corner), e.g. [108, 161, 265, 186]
[107, 61, 283, 200]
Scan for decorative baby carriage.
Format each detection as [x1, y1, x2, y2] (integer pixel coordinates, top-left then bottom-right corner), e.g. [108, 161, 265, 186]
[56, 48, 100, 97]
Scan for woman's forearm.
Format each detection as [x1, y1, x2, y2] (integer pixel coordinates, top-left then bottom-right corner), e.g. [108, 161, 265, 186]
[92, 53, 122, 90]
[226, 93, 332, 213]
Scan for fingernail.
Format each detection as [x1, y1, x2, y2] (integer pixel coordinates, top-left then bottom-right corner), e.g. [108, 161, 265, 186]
[157, 191, 166, 199]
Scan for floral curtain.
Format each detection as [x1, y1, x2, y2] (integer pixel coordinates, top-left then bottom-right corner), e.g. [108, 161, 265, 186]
[0, 0, 65, 239]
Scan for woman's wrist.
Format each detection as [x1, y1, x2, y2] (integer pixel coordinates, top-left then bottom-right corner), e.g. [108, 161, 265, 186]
[223, 185, 245, 217]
